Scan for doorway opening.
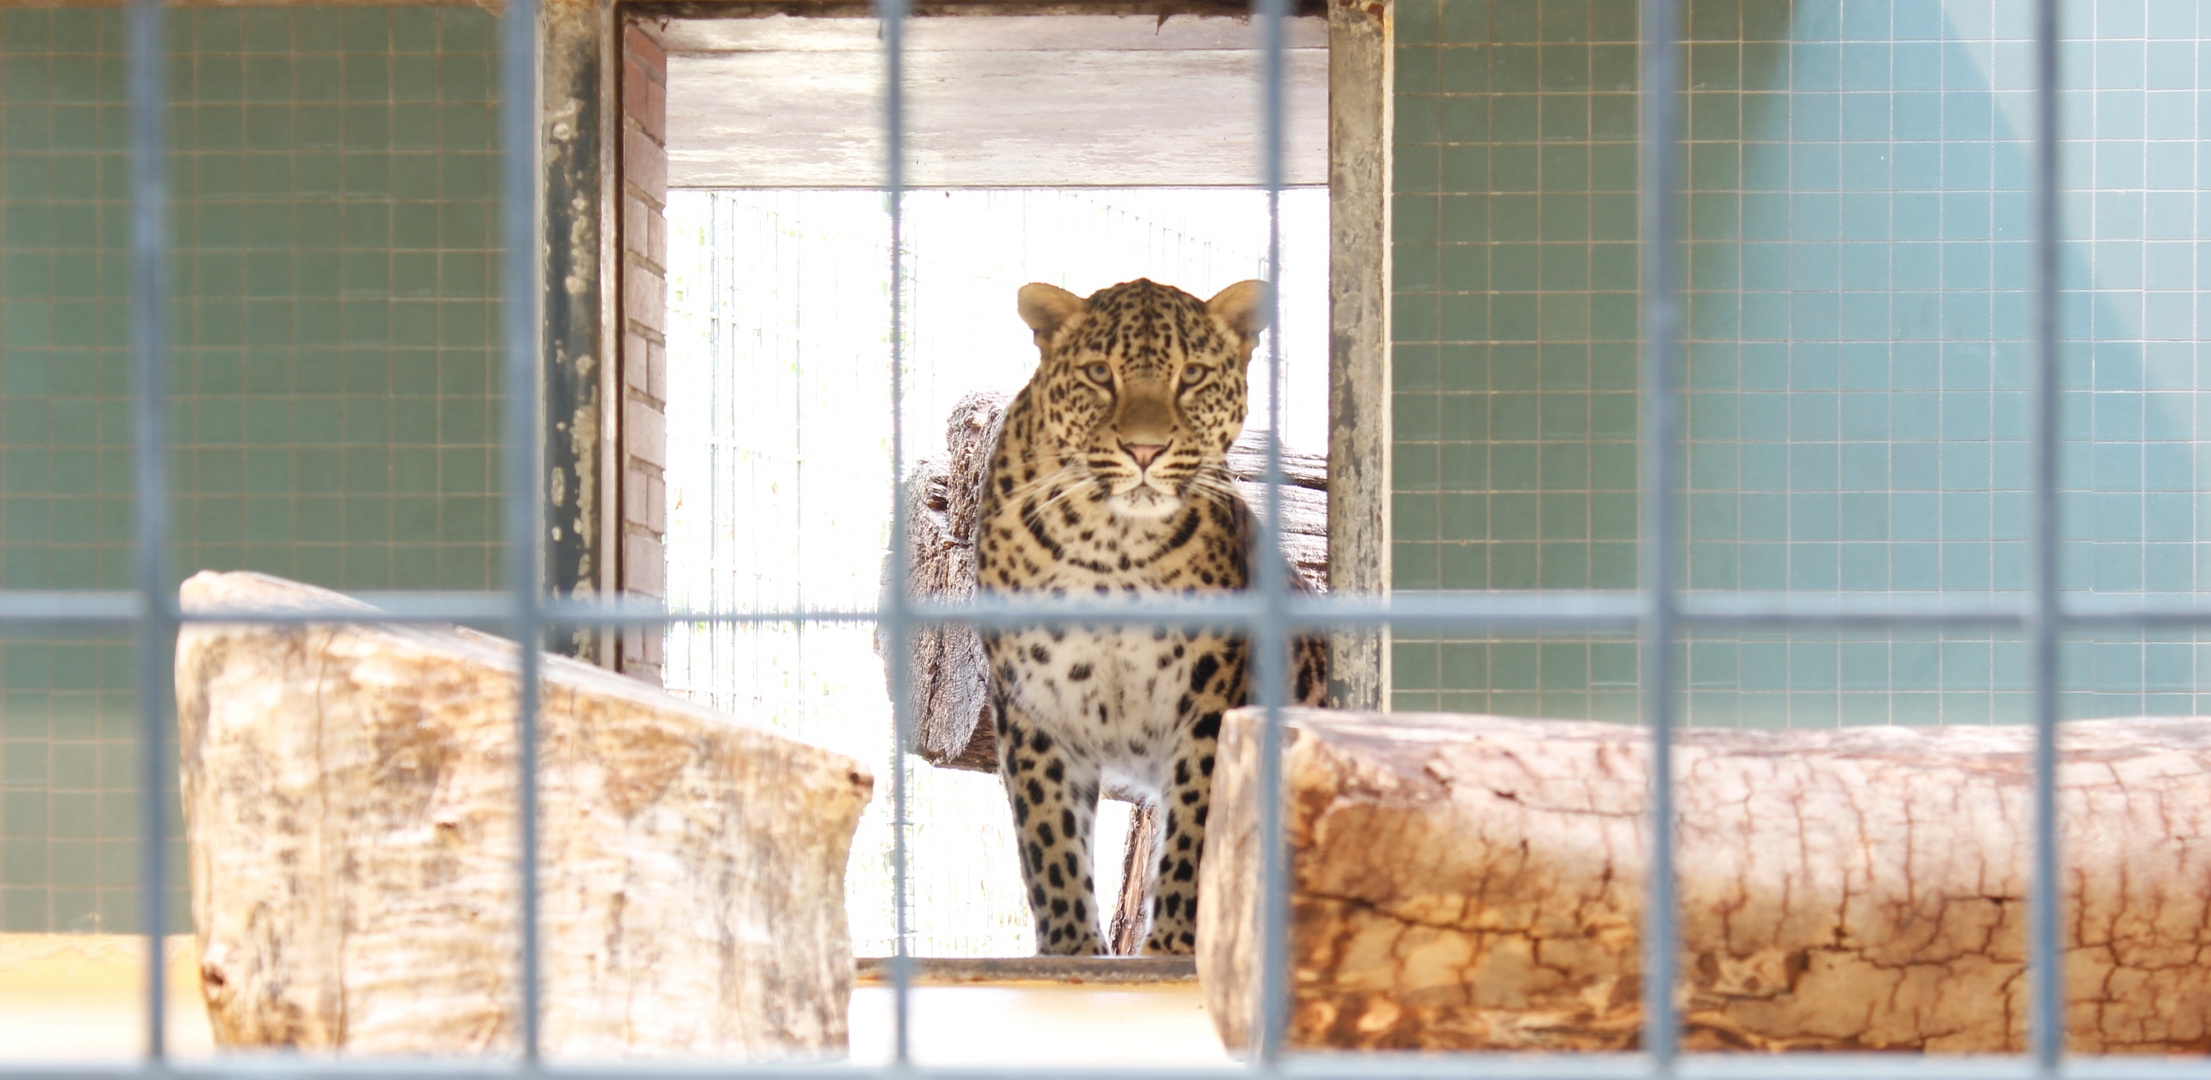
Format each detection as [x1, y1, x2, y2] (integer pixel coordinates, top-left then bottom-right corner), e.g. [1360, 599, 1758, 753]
[631, 7, 1331, 957]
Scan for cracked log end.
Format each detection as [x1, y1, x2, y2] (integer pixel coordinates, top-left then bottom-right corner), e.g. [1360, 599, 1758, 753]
[176, 571, 874, 1058]
[1198, 708, 2211, 1054]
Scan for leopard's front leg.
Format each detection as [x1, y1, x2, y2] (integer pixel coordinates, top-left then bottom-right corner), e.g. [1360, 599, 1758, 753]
[996, 702, 1106, 956]
[1143, 637, 1245, 956]
[1140, 711, 1218, 956]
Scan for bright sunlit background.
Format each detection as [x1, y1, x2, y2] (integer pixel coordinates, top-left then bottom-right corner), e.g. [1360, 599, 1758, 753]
[661, 188, 1328, 955]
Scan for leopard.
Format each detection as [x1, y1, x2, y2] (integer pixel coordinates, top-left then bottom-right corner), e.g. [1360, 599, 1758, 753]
[975, 277, 1327, 957]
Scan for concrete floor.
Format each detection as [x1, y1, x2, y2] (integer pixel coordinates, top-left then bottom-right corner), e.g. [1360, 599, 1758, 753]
[0, 935, 214, 1060]
[0, 935, 1225, 1066]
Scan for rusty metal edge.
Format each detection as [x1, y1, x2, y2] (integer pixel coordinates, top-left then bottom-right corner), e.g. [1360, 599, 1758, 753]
[595, 0, 626, 666]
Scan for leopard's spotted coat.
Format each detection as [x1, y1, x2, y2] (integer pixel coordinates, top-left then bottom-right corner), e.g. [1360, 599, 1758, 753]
[977, 277, 1326, 956]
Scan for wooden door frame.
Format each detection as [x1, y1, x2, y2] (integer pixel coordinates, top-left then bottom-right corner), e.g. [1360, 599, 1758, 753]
[562, 0, 1393, 701]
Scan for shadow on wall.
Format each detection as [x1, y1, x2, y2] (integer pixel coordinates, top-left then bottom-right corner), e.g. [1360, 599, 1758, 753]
[1390, 0, 2211, 725]
[1676, 0, 2209, 725]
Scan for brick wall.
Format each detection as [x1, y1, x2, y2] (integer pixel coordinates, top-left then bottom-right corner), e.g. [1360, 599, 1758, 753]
[618, 18, 669, 683]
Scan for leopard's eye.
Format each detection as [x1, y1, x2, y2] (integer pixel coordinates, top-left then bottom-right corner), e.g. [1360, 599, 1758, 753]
[1179, 364, 1211, 387]
[1083, 362, 1112, 383]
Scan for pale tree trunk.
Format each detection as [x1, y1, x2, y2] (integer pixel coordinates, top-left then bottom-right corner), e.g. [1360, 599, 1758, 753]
[1201, 707, 2211, 1054]
[1108, 804, 1163, 956]
[176, 571, 874, 1058]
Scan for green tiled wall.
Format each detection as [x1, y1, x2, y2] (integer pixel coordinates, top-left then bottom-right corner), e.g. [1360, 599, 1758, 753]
[0, 5, 503, 931]
[1390, 0, 1646, 719]
[1391, 0, 2210, 723]
[1390, 0, 1642, 597]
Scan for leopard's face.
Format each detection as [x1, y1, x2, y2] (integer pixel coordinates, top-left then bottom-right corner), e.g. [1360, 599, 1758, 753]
[1016, 278, 1270, 521]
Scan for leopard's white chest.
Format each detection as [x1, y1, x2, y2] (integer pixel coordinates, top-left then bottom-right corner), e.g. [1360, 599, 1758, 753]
[990, 624, 1220, 794]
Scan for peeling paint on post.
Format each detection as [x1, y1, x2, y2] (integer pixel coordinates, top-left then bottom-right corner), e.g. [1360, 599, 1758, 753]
[541, 0, 609, 661]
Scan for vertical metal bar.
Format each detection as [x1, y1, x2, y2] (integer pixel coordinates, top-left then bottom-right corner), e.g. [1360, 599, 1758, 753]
[1251, 0, 1292, 1063]
[2027, 0, 2064, 1065]
[877, 0, 914, 1064]
[497, 0, 545, 1061]
[1637, 0, 1683, 1064]
[126, 0, 171, 1058]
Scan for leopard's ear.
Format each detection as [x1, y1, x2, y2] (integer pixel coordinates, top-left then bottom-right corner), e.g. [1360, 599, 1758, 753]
[1017, 283, 1087, 346]
[1206, 279, 1272, 349]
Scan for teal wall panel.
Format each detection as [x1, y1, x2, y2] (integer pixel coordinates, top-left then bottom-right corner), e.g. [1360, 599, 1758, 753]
[1391, 0, 1646, 721]
[1392, 0, 2210, 725]
[0, 5, 502, 931]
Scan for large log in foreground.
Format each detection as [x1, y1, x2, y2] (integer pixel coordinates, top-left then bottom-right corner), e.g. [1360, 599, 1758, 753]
[176, 571, 874, 1058]
[1201, 708, 2211, 1054]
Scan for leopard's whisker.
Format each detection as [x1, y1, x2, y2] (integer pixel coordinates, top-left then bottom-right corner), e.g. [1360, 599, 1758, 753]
[1002, 463, 1090, 513]
[1021, 476, 1103, 527]
[988, 458, 1083, 507]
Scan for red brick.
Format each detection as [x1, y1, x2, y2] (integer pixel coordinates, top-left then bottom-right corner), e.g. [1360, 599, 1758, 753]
[621, 61, 667, 145]
[626, 398, 667, 470]
[624, 532, 665, 597]
[641, 75, 666, 144]
[624, 23, 667, 77]
[623, 126, 666, 199]
[623, 464, 651, 529]
[623, 329, 651, 393]
[646, 208, 666, 272]
[623, 260, 665, 335]
[619, 627, 662, 685]
[646, 339, 667, 406]
[647, 474, 666, 535]
[622, 193, 648, 260]
[622, 56, 651, 129]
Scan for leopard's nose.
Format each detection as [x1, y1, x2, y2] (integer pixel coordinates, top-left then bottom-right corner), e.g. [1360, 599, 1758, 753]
[1122, 443, 1166, 470]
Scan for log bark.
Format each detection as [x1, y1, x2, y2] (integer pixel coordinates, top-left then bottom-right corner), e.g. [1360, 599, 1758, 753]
[1201, 708, 2211, 1055]
[1108, 803, 1164, 956]
[175, 571, 874, 1058]
[888, 394, 1006, 775]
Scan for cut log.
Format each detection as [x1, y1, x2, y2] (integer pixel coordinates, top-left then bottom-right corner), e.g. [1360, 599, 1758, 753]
[175, 571, 874, 1058]
[1201, 708, 2211, 1055]
[888, 394, 1007, 775]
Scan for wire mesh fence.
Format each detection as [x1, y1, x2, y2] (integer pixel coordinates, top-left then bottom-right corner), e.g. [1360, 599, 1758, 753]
[658, 187, 1328, 956]
[0, 0, 2150, 1071]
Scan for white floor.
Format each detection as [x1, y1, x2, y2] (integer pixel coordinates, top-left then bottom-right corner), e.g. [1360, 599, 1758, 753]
[849, 984, 1226, 1067]
[0, 935, 1225, 1067]
[0, 987, 216, 1060]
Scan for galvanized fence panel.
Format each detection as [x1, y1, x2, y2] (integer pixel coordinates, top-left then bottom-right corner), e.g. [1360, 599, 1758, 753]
[0, 0, 2131, 1072]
